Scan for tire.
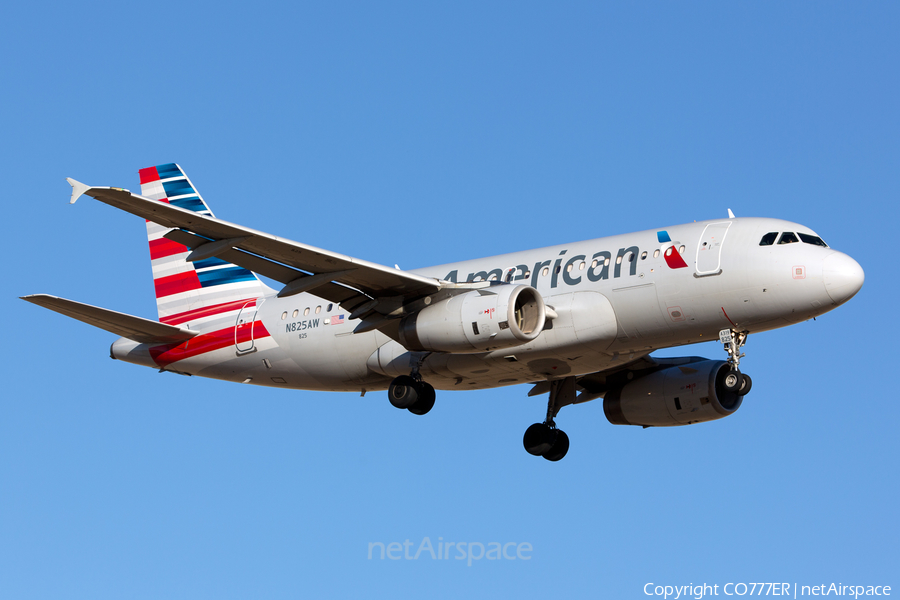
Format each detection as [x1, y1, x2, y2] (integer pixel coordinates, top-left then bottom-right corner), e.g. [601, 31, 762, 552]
[738, 373, 752, 396]
[523, 423, 554, 456]
[723, 369, 743, 393]
[388, 375, 419, 409]
[408, 382, 436, 415]
[543, 430, 569, 462]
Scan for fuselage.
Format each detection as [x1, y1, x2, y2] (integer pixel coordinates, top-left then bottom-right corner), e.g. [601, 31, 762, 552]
[111, 216, 864, 393]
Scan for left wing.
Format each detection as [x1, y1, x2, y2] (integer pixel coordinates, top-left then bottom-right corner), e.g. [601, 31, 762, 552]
[68, 180, 444, 319]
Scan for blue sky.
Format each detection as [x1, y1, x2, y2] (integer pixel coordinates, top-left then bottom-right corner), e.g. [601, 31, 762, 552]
[2, 2, 897, 598]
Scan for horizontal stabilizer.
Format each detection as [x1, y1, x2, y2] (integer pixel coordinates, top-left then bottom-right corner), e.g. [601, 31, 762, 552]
[20, 294, 199, 344]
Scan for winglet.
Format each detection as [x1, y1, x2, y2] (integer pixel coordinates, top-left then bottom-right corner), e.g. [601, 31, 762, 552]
[67, 177, 91, 204]
[727, 208, 736, 219]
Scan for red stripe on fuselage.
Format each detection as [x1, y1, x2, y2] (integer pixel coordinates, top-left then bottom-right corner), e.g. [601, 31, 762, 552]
[160, 298, 257, 326]
[139, 166, 160, 184]
[154, 271, 202, 298]
[150, 321, 271, 368]
[149, 237, 188, 260]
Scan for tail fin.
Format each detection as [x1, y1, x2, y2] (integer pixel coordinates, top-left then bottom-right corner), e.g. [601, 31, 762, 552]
[138, 163, 272, 325]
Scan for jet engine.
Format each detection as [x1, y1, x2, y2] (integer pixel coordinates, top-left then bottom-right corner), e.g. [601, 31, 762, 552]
[398, 285, 546, 353]
[603, 360, 743, 427]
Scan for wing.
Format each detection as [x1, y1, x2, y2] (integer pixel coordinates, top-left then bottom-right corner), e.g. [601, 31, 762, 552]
[21, 294, 199, 344]
[67, 180, 444, 321]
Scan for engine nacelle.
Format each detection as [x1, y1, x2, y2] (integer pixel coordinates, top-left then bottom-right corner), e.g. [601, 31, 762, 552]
[603, 360, 743, 427]
[398, 285, 546, 353]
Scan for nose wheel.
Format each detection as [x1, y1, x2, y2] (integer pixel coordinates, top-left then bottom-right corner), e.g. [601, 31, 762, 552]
[719, 328, 752, 396]
[523, 376, 575, 461]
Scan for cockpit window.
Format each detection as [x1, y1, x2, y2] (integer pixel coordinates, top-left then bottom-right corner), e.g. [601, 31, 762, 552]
[778, 232, 799, 245]
[798, 233, 828, 247]
[759, 232, 778, 246]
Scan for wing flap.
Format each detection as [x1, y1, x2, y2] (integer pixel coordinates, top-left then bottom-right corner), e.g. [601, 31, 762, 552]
[21, 294, 199, 344]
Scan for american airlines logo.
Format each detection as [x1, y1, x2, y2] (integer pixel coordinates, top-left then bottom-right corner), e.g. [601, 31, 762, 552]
[657, 231, 688, 269]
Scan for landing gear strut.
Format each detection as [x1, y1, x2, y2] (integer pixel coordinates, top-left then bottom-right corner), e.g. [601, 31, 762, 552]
[387, 354, 435, 415]
[523, 376, 574, 461]
[719, 328, 752, 396]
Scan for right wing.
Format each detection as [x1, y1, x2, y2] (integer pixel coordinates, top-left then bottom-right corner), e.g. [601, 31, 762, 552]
[21, 294, 199, 345]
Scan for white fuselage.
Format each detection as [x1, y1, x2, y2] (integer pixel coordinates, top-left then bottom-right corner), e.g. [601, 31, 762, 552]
[111, 216, 862, 393]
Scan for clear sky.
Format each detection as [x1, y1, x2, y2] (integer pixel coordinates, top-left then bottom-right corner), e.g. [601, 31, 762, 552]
[2, 2, 897, 599]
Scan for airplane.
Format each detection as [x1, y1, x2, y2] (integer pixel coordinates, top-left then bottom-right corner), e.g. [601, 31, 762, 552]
[21, 163, 865, 461]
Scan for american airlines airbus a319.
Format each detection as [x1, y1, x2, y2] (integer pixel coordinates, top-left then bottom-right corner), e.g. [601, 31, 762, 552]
[22, 164, 864, 461]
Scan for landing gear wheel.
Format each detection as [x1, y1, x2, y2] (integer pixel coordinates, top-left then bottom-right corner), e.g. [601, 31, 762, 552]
[542, 430, 569, 462]
[523, 423, 554, 456]
[523, 424, 569, 460]
[408, 382, 435, 415]
[723, 369, 743, 393]
[388, 375, 419, 409]
[738, 373, 752, 396]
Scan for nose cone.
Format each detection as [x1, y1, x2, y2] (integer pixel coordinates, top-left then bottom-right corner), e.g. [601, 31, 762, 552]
[823, 252, 864, 305]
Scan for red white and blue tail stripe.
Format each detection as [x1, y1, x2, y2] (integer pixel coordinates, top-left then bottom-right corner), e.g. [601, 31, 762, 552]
[139, 163, 272, 327]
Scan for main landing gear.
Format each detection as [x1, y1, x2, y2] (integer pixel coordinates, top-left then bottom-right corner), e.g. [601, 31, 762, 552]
[388, 375, 435, 415]
[387, 353, 436, 416]
[719, 328, 752, 396]
[523, 376, 574, 462]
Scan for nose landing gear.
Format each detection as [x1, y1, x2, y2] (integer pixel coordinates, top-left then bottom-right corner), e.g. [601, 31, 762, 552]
[523, 376, 575, 461]
[719, 328, 752, 396]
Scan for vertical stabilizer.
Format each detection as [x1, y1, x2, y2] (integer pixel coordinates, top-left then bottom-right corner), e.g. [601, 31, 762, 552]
[138, 163, 272, 326]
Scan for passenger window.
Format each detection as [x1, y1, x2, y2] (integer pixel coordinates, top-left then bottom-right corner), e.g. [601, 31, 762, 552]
[327, 304, 333, 312]
[798, 233, 828, 247]
[281, 312, 287, 320]
[304, 307, 310, 316]
[292, 309, 299, 318]
[759, 232, 778, 246]
[542, 267, 549, 277]
[778, 232, 799, 245]
[679, 245, 685, 254]
[653, 249, 660, 258]
[315, 306, 321, 314]
[641, 251, 647, 260]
